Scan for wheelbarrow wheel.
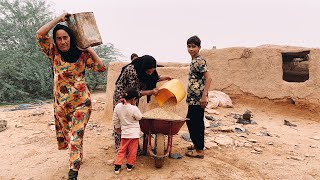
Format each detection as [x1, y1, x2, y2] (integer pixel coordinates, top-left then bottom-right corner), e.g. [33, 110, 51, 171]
[154, 133, 165, 168]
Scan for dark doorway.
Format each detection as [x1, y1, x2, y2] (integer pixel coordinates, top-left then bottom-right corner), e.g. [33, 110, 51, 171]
[282, 51, 310, 82]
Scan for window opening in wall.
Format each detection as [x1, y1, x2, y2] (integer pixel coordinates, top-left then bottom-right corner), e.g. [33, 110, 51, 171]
[282, 51, 310, 82]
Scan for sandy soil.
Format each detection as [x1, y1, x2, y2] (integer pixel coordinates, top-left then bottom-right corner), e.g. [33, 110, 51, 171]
[0, 92, 319, 180]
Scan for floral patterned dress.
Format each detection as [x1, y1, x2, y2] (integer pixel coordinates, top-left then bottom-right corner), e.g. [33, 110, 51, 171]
[36, 34, 106, 171]
[113, 64, 140, 150]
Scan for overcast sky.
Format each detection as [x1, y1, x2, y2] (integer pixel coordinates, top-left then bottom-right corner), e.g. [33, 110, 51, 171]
[49, 0, 320, 63]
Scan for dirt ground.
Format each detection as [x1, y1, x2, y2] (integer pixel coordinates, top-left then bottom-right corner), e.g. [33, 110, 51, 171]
[1, 92, 320, 180]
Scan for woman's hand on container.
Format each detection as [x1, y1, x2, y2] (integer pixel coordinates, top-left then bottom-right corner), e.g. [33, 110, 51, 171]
[86, 47, 94, 53]
[152, 88, 159, 95]
[59, 13, 71, 22]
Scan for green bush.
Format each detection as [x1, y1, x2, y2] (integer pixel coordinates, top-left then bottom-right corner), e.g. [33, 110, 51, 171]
[86, 44, 121, 92]
[0, 0, 121, 104]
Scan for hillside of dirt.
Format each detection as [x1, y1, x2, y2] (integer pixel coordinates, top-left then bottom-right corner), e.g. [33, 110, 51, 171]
[0, 92, 319, 180]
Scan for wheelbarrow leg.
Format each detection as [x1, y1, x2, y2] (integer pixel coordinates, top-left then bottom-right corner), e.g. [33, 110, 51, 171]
[167, 122, 173, 156]
[142, 133, 148, 155]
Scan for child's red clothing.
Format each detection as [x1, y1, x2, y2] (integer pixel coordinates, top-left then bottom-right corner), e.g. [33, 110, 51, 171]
[114, 138, 139, 165]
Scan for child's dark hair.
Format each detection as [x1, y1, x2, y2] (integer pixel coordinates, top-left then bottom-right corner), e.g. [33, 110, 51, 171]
[130, 53, 138, 60]
[123, 88, 139, 100]
[187, 35, 201, 47]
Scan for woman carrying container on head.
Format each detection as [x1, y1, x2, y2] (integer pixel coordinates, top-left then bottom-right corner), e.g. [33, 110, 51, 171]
[113, 55, 171, 150]
[36, 13, 106, 179]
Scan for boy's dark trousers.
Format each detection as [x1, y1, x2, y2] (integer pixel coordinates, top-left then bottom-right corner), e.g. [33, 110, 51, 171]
[186, 105, 205, 150]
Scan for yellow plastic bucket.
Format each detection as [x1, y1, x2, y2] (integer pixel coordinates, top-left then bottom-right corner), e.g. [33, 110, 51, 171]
[155, 79, 186, 106]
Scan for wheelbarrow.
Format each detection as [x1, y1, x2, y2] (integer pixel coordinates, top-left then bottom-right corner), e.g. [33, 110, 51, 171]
[140, 117, 188, 168]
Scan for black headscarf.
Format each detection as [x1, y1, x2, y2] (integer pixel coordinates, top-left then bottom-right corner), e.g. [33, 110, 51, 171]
[116, 55, 159, 102]
[52, 24, 82, 63]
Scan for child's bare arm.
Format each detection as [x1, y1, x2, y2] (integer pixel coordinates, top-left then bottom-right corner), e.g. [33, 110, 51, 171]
[200, 71, 212, 109]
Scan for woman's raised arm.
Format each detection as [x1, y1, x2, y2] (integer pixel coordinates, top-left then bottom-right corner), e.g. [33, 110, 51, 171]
[36, 13, 70, 36]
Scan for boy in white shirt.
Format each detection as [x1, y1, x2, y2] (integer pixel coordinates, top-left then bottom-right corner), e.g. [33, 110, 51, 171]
[112, 88, 142, 174]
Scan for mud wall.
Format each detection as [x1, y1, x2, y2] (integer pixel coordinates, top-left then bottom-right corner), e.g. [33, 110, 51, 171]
[202, 45, 320, 108]
[105, 62, 189, 122]
[105, 46, 320, 120]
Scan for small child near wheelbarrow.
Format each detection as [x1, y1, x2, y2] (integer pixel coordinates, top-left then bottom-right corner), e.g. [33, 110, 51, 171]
[112, 88, 143, 174]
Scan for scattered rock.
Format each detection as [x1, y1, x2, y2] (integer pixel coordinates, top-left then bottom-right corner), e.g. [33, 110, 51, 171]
[236, 134, 247, 138]
[244, 142, 253, 147]
[231, 113, 242, 119]
[15, 124, 23, 128]
[310, 136, 320, 141]
[254, 147, 263, 152]
[243, 110, 252, 120]
[205, 142, 219, 149]
[248, 139, 257, 143]
[169, 153, 183, 159]
[268, 142, 274, 145]
[218, 126, 234, 132]
[50, 125, 55, 131]
[48, 118, 55, 126]
[204, 118, 210, 128]
[205, 136, 215, 142]
[284, 120, 297, 127]
[15, 104, 30, 110]
[101, 146, 109, 150]
[302, 175, 317, 180]
[33, 131, 44, 135]
[234, 140, 244, 147]
[107, 159, 114, 165]
[260, 131, 272, 137]
[305, 154, 315, 157]
[205, 115, 215, 121]
[214, 135, 234, 146]
[181, 133, 192, 142]
[236, 118, 257, 125]
[208, 122, 221, 128]
[290, 156, 303, 161]
[309, 145, 318, 148]
[205, 109, 220, 115]
[32, 108, 45, 116]
[251, 150, 262, 154]
[86, 124, 94, 130]
[0, 120, 8, 132]
[235, 126, 246, 133]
